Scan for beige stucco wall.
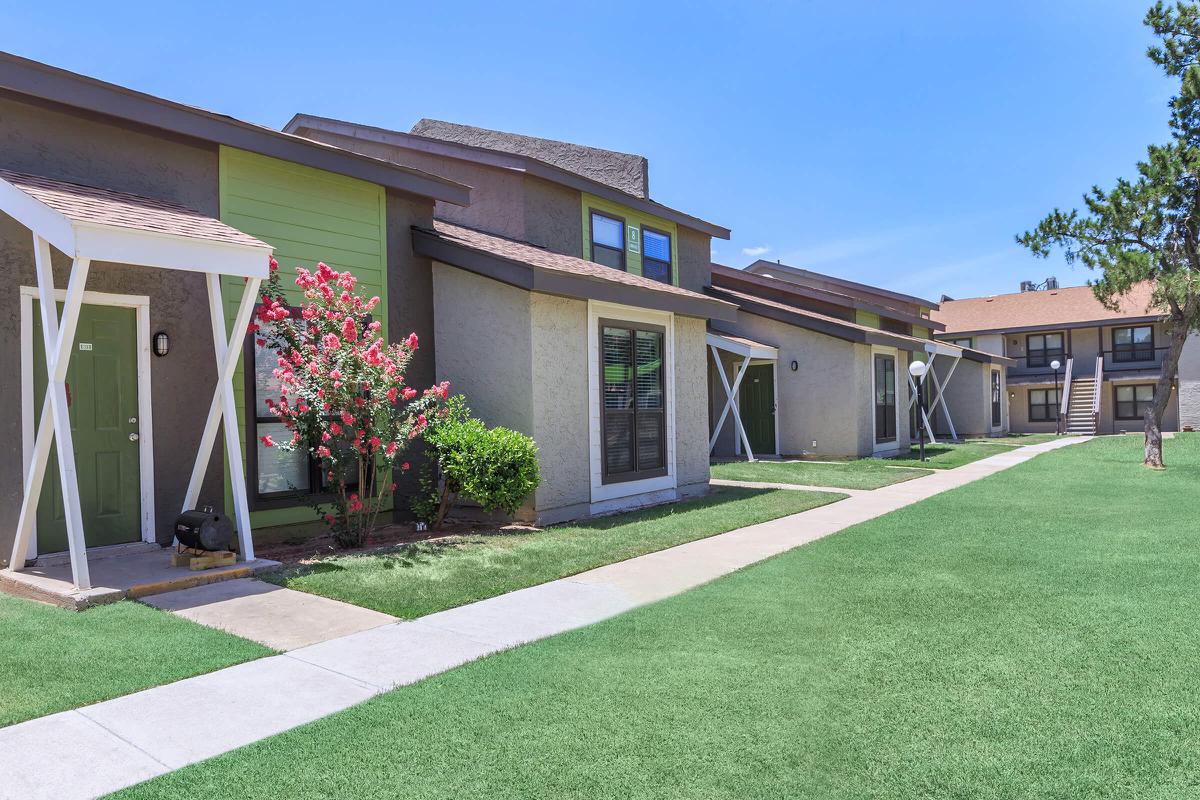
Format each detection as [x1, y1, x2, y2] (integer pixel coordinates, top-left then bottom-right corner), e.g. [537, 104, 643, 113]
[432, 263, 534, 435]
[529, 293, 591, 514]
[523, 175, 584, 255]
[933, 359, 1007, 437]
[674, 315, 712, 489]
[709, 312, 875, 458]
[677, 227, 714, 295]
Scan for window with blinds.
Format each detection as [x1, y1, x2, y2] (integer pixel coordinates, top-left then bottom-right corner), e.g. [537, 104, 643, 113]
[601, 321, 666, 483]
[641, 226, 672, 284]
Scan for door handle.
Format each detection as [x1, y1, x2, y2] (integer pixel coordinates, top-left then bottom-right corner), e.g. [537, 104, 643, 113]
[129, 433, 140, 442]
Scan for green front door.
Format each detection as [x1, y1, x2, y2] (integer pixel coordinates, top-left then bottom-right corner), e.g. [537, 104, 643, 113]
[738, 364, 776, 455]
[32, 302, 141, 554]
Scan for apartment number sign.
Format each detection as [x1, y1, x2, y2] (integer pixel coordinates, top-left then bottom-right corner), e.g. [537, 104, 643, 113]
[627, 226, 640, 254]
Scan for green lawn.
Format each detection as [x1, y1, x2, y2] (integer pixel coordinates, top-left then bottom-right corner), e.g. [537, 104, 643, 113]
[964, 432, 1063, 446]
[264, 486, 843, 619]
[0, 597, 270, 728]
[711, 458, 930, 489]
[886, 439, 1019, 468]
[111, 434, 1200, 800]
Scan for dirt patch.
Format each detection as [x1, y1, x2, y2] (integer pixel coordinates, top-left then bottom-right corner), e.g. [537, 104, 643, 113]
[255, 520, 540, 565]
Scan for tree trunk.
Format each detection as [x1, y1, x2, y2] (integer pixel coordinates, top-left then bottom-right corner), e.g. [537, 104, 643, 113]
[1144, 322, 1188, 468]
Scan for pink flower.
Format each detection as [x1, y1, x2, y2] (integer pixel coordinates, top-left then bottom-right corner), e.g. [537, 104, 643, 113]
[268, 255, 279, 274]
[324, 513, 335, 524]
[317, 445, 331, 458]
[402, 387, 417, 401]
[329, 422, 342, 435]
[417, 414, 428, 427]
[341, 411, 355, 426]
[386, 387, 398, 404]
[329, 368, 342, 381]
[401, 462, 410, 472]
[322, 333, 341, 351]
[341, 317, 358, 342]
[385, 442, 398, 457]
[321, 431, 331, 442]
[369, 436, 382, 451]
[260, 434, 275, 447]
[405, 332, 419, 350]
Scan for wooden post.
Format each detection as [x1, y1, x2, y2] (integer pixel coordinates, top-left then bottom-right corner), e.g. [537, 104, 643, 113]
[10, 236, 92, 588]
[183, 274, 261, 562]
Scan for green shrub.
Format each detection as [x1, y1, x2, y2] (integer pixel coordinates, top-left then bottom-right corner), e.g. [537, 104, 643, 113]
[413, 395, 541, 527]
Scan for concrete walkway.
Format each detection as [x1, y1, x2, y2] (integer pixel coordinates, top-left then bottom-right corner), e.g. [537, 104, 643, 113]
[0, 437, 1086, 800]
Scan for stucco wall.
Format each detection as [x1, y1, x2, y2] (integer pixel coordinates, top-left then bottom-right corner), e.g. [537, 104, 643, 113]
[677, 227, 714, 295]
[0, 94, 225, 563]
[431, 263, 534, 435]
[710, 313, 872, 458]
[1179, 333, 1200, 430]
[523, 175, 583, 254]
[933, 359, 1002, 437]
[529, 293, 591, 513]
[674, 315, 712, 489]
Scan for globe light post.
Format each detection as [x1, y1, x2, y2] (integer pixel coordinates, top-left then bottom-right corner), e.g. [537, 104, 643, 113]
[1051, 359, 1062, 434]
[909, 360, 928, 462]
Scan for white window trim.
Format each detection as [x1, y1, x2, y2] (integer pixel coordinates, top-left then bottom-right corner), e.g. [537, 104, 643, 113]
[871, 345, 901, 456]
[19, 286, 156, 559]
[588, 300, 677, 504]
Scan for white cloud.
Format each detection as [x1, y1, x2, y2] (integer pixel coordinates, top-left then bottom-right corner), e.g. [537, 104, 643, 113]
[742, 245, 771, 257]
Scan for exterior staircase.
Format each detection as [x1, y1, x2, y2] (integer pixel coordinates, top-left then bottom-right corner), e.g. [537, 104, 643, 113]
[1063, 376, 1097, 435]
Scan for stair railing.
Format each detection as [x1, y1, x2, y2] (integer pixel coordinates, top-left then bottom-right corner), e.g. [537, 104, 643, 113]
[1091, 354, 1104, 433]
[1057, 356, 1073, 435]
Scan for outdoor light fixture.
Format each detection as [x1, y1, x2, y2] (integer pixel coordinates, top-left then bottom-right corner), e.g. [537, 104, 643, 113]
[908, 360, 929, 462]
[790, 360, 799, 371]
[152, 331, 170, 358]
[1050, 359, 1062, 434]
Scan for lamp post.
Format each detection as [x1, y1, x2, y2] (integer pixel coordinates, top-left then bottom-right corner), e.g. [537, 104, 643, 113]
[909, 360, 928, 462]
[1050, 359, 1061, 435]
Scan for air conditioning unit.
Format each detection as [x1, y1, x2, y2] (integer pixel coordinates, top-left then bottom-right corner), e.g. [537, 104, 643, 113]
[1020, 280, 1036, 292]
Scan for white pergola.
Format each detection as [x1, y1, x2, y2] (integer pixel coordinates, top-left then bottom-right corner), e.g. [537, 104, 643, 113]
[907, 340, 965, 444]
[708, 331, 780, 462]
[0, 170, 273, 590]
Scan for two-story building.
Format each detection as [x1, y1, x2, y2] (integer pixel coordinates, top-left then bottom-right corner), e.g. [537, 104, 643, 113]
[284, 115, 737, 523]
[933, 282, 1180, 435]
[706, 260, 1012, 460]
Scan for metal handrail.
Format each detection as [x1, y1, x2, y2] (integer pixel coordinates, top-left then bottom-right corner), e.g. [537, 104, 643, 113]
[1092, 354, 1104, 430]
[1057, 356, 1073, 434]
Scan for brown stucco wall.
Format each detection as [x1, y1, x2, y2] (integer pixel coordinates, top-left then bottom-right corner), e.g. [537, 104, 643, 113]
[522, 175, 583, 254]
[676, 227, 714, 295]
[0, 93, 225, 563]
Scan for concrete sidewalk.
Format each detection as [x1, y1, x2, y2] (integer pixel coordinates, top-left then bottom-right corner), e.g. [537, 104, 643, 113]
[0, 437, 1086, 800]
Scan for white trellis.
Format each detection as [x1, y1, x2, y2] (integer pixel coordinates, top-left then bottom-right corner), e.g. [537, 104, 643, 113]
[907, 341, 964, 444]
[0, 170, 272, 590]
[708, 332, 779, 462]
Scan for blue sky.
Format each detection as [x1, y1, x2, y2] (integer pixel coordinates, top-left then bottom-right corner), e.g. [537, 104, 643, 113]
[6, 0, 1172, 301]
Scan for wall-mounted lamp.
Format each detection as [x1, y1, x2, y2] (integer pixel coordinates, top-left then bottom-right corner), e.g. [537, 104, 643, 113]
[790, 360, 799, 371]
[152, 331, 170, 358]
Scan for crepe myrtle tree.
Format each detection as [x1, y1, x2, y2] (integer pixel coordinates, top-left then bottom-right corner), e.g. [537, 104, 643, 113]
[1018, 1, 1200, 468]
[251, 257, 450, 547]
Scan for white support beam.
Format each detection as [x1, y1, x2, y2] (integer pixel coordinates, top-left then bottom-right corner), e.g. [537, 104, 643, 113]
[11, 236, 92, 588]
[906, 370, 938, 445]
[183, 274, 261, 562]
[709, 346, 756, 461]
[929, 355, 960, 441]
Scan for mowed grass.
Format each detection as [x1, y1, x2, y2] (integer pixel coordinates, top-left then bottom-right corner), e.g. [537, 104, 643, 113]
[0, 597, 271, 728]
[886, 439, 1021, 469]
[265, 486, 843, 619]
[711, 458, 930, 489]
[111, 435, 1200, 799]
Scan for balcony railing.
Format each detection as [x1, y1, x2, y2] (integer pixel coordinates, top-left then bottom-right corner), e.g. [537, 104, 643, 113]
[1008, 346, 1168, 377]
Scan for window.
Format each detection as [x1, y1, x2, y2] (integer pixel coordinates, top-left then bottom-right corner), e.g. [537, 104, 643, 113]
[991, 370, 1002, 426]
[1028, 388, 1061, 422]
[948, 337, 973, 348]
[600, 321, 666, 483]
[1026, 332, 1064, 368]
[1115, 384, 1155, 420]
[641, 226, 672, 284]
[874, 354, 897, 443]
[1112, 325, 1154, 363]
[590, 211, 625, 270]
[245, 312, 357, 507]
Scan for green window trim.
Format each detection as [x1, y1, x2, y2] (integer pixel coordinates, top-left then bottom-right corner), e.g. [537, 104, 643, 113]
[582, 192, 679, 286]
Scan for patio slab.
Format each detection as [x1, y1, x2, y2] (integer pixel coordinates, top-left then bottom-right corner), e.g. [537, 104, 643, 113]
[141, 578, 398, 651]
[0, 545, 280, 610]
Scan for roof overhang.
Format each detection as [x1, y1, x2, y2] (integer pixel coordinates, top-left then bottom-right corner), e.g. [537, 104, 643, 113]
[0, 171, 272, 277]
[287, 114, 730, 239]
[708, 287, 925, 351]
[706, 330, 779, 360]
[0, 52, 472, 207]
[745, 259, 940, 312]
[937, 316, 1162, 338]
[413, 227, 737, 322]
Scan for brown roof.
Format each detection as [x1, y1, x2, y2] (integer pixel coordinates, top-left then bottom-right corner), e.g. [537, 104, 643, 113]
[933, 283, 1160, 334]
[414, 220, 737, 320]
[0, 169, 269, 249]
[710, 285, 951, 352]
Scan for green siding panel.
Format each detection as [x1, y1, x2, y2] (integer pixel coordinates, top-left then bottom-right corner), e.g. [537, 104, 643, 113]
[855, 310, 882, 329]
[219, 146, 389, 530]
[581, 192, 679, 286]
